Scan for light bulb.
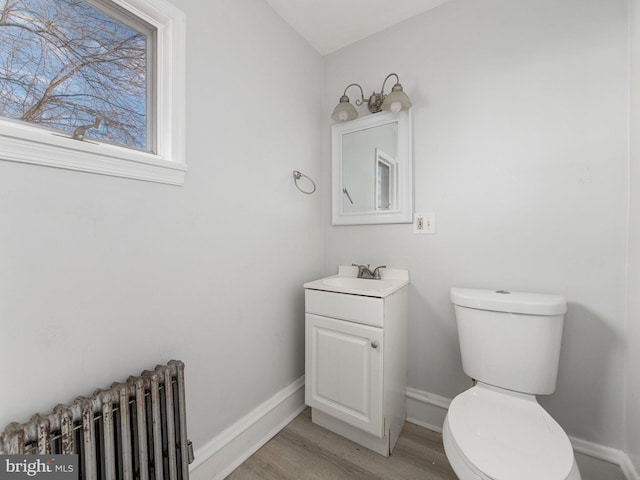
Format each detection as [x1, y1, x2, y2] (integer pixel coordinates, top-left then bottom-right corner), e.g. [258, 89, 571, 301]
[390, 102, 402, 113]
[338, 110, 348, 121]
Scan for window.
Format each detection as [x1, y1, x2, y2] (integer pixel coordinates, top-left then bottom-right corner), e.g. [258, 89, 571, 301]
[0, 0, 186, 185]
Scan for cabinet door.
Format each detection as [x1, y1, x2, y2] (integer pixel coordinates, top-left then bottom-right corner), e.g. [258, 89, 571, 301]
[305, 313, 384, 437]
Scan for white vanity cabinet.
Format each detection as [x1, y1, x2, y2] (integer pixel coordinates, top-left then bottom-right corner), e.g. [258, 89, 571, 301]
[303, 267, 409, 456]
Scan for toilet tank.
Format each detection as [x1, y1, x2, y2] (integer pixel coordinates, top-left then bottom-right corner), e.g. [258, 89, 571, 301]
[450, 288, 567, 395]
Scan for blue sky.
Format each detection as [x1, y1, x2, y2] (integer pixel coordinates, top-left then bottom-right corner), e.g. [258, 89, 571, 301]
[0, 0, 150, 150]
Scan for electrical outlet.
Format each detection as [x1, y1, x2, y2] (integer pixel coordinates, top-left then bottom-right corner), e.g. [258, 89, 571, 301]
[413, 212, 436, 234]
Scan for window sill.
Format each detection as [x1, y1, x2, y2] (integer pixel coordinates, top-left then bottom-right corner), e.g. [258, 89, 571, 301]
[0, 122, 187, 185]
[0, 0, 187, 186]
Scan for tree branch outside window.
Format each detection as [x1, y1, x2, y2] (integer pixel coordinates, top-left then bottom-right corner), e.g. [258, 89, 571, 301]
[0, 0, 151, 151]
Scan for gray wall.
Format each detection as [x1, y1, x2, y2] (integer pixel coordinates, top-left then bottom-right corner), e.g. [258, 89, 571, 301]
[0, 0, 324, 451]
[627, 0, 640, 472]
[323, 0, 629, 449]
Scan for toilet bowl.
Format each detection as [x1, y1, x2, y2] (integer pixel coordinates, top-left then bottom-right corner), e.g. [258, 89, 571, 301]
[446, 288, 581, 480]
[443, 383, 580, 480]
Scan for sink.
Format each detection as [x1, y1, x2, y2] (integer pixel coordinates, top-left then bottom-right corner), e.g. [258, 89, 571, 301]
[322, 277, 395, 292]
[304, 267, 409, 298]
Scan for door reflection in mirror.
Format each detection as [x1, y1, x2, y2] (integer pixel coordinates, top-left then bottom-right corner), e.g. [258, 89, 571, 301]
[376, 148, 396, 210]
[341, 123, 397, 214]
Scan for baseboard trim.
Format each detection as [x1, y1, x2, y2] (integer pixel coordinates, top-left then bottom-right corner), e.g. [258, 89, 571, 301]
[570, 437, 640, 480]
[187, 379, 639, 480]
[620, 455, 640, 480]
[407, 386, 638, 480]
[189, 376, 306, 480]
[406, 387, 451, 433]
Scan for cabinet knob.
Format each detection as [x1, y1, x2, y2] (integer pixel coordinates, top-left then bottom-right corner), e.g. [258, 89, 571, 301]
[371, 340, 379, 349]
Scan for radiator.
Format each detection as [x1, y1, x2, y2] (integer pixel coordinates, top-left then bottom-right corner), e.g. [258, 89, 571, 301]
[0, 360, 193, 480]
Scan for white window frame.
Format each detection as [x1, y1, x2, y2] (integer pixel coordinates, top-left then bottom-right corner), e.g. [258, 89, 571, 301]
[0, 0, 187, 185]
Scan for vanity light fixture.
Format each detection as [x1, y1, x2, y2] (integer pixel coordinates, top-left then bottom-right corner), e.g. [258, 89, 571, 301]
[331, 73, 412, 122]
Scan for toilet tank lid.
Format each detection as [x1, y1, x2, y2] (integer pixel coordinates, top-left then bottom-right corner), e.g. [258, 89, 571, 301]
[450, 288, 567, 315]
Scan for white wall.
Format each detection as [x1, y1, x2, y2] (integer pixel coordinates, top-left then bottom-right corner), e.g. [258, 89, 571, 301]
[323, 0, 629, 449]
[627, 0, 640, 471]
[0, 0, 323, 452]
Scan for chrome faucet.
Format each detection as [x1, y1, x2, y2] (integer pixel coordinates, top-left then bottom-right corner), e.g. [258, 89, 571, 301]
[352, 264, 387, 280]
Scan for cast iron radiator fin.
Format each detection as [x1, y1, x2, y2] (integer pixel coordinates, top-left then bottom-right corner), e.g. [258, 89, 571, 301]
[0, 359, 194, 480]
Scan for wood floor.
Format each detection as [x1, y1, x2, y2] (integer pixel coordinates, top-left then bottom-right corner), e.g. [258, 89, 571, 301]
[226, 408, 458, 480]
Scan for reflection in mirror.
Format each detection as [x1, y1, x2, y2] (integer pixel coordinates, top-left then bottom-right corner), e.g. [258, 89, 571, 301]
[341, 123, 396, 214]
[376, 148, 396, 211]
[332, 111, 412, 225]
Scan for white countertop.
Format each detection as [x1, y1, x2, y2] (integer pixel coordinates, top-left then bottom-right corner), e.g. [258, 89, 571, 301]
[304, 265, 409, 298]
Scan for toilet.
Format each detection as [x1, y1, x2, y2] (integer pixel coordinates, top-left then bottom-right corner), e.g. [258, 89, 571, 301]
[443, 288, 581, 480]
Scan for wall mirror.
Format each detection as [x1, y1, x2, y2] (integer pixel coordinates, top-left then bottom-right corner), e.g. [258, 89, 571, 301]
[332, 111, 412, 225]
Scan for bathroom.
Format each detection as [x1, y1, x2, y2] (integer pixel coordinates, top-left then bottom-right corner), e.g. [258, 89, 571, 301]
[0, 0, 638, 478]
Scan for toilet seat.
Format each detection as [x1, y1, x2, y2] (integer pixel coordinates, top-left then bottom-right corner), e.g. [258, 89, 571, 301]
[444, 384, 577, 480]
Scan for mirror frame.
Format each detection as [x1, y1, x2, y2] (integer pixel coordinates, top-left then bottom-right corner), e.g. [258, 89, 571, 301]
[331, 110, 412, 225]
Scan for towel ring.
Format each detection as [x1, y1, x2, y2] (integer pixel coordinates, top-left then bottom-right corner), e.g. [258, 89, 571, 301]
[293, 170, 316, 195]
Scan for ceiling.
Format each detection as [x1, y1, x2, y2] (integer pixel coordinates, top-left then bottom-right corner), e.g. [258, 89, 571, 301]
[264, 0, 449, 56]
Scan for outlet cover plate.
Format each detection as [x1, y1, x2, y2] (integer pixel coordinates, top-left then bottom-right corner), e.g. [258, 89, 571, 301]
[413, 212, 436, 234]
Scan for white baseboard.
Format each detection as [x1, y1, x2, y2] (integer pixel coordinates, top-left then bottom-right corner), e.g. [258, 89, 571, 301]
[189, 376, 306, 480]
[406, 386, 639, 480]
[187, 378, 639, 480]
[570, 437, 640, 480]
[621, 455, 640, 480]
[406, 386, 451, 433]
